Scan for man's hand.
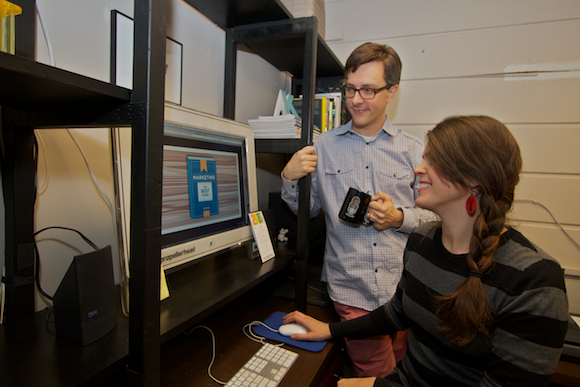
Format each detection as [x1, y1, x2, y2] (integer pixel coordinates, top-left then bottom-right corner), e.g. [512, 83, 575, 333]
[282, 145, 317, 181]
[367, 191, 403, 231]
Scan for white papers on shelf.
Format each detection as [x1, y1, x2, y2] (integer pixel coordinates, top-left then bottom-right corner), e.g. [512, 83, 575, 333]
[248, 114, 320, 140]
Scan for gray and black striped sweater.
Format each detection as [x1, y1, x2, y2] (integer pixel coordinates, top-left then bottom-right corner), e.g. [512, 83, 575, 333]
[330, 222, 569, 387]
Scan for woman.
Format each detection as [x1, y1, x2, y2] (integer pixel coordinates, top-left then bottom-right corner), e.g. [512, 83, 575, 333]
[283, 116, 568, 387]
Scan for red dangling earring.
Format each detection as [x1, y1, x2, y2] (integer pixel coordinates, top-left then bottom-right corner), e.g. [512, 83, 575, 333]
[466, 192, 477, 216]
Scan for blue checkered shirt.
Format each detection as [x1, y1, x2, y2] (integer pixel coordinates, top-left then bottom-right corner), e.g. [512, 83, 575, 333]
[282, 116, 438, 311]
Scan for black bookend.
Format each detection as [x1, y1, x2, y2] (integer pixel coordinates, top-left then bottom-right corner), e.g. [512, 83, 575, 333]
[52, 245, 118, 346]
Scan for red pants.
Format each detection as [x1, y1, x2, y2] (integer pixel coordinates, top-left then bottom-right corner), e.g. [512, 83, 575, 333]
[334, 302, 408, 378]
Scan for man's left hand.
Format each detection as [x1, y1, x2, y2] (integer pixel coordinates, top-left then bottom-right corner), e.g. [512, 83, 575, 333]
[367, 191, 403, 231]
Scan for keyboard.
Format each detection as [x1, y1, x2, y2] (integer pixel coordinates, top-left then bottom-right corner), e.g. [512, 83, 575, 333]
[225, 343, 298, 387]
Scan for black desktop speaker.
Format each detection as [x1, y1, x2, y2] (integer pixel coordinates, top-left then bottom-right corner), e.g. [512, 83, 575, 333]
[52, 245, 118, 346]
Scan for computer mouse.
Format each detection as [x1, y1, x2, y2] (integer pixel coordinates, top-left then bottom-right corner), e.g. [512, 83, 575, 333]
[278, 323, 307, 336]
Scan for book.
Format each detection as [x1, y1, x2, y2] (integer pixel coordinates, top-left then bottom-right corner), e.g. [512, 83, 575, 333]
[294, 93, 343, 132]
[187, 156, 219, 219]
[292, 97, 327, 131]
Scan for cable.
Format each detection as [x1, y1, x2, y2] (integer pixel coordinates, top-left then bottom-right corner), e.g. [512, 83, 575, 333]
[242, 321, 283, 345]
[66, 129, 115, 217]
[111, 127, 131, 317]
[183, 325, 228, 385]
[111, 127, 131, 278]
[35, 1, 55, 67]
[0, 266, 5, 324]
[33, 226, 99, 301]
[514, 199, 580, 250]
[66, 129, 128, 316]
[183, 322, 284, 386]
[34, 226, 99, 249]
[34, 131, 49, 195]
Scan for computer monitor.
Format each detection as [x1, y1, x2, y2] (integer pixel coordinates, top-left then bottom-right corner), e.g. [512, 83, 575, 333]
[160, 104, 259, 271]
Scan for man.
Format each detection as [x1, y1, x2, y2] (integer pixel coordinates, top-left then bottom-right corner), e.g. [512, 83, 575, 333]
[281, 42, 437, 377]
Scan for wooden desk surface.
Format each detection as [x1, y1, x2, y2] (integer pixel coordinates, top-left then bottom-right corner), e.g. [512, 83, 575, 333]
[159, 280, 341, 387]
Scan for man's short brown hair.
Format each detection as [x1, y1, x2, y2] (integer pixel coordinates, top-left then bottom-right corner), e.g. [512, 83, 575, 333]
[345, 42, 402, 89]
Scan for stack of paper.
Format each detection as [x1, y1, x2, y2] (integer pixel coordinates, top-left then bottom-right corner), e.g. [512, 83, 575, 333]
[248, 114, 320, 141]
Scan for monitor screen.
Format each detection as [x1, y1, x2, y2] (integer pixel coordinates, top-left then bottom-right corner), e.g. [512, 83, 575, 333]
[161, 104, 258, 271]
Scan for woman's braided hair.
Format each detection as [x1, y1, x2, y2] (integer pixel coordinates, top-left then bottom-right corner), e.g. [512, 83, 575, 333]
[424, 115, 522, 346]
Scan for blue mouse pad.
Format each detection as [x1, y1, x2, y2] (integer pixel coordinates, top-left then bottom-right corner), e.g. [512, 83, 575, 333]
[252, 311, 328, 352]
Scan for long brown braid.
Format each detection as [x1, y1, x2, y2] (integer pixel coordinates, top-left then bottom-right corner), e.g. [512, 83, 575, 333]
[424, 116, 522, 346]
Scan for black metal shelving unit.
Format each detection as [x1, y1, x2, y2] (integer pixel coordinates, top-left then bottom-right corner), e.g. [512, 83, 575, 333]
[0, 1, 343, 386]
[1, 1, 166, 386]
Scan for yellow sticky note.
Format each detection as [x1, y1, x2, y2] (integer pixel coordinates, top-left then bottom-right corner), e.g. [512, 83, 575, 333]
[160, 264, 170, 301]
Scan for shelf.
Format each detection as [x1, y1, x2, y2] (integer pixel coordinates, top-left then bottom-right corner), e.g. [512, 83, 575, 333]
[160, 243, 295, 343]
[228, 18, 343, 79]
[0, 52, 130, 110]
[255, 138, 303, 154]
[185, 0, 343, 80]
[0, 304, 129, 387]
[183, 0, 292, 29]
[0, 52, 133, 128]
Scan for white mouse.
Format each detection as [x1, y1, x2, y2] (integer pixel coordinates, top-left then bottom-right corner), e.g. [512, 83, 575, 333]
[278, 323, 307, 336]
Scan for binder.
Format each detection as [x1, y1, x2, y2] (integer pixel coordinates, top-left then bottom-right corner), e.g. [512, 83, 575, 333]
[293, 92, 343, 132]
[292, 97, 327, 131]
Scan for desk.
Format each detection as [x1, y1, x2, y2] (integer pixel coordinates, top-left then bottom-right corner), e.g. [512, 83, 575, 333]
[158, 279, 342, 387]
[551, 360, 580, 386]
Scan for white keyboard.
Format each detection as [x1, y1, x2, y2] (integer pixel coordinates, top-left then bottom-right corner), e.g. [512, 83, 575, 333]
[225, 343, 298, 387]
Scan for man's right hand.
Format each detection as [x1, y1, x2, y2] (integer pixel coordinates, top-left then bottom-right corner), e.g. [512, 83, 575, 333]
[282, 145, 317, 181]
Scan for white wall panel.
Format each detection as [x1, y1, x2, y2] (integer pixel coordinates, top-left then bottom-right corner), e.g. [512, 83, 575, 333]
[325, 0, 580, 44]
[235, 51, 292, 124]
[515, 222, 580, 275]
[394, 124, 432, 142]
[394, 20, 580, 80]
[386, 76, 580, 124]
[513, 174, 580, 224]
[167, 1, 225, 115]
[509, 124, 580, 174]
[328, 20, 580, 80]
[35, 0, 134, 81]
[395, 123, 580, 174]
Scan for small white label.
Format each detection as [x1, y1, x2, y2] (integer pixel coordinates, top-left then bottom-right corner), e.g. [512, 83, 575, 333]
[248, 211, 275, 263]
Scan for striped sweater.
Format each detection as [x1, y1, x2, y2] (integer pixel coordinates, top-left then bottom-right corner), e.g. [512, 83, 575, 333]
[330, 222, 569, 387]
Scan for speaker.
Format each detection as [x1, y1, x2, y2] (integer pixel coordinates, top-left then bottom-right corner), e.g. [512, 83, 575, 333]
[53, 245, 118, 346]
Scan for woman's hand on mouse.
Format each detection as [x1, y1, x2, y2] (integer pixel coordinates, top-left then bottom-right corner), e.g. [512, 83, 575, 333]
[282, 310, 332, 341]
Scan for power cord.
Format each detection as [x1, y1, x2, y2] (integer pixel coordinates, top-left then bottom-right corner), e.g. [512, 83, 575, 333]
[183, 325, 227, 385]
[514, 199, 580, 250]
[36, 1, 55, 67]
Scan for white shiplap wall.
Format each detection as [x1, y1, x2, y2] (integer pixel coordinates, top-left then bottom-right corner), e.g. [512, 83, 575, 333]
[325, 0, 580, 313]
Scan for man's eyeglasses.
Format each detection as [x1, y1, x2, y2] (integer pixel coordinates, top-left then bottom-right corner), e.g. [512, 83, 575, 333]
[342, 85, 389, 99]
